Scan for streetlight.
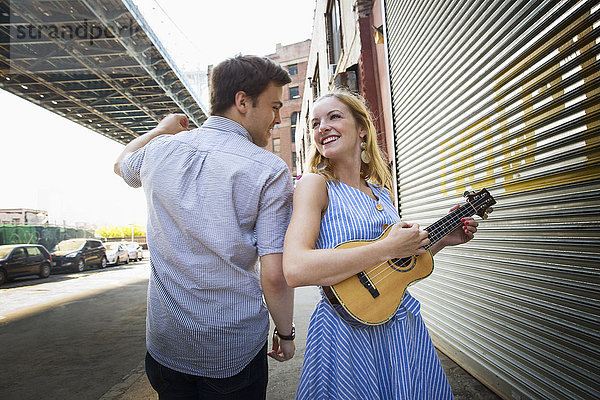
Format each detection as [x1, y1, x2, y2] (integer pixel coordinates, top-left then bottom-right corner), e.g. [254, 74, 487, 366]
[128, 224, 135, 242]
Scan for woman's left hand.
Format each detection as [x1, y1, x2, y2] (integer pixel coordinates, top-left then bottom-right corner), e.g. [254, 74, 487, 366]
[441, 204, 478, 246]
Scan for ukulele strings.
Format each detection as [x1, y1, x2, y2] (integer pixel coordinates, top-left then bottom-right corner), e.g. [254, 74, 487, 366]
[364, 196, 489, 286]
[365, 204, 476, 283]
[368, 199, 484, 285]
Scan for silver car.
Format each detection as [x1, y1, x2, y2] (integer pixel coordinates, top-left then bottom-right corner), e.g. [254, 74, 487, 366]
[105, 242, 129, 266]
[122, 241, 143, 262]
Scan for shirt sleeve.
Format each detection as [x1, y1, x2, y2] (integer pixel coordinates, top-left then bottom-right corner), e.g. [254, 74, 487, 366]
[120, 146, 147, 188]
[255, 167, 294, 256]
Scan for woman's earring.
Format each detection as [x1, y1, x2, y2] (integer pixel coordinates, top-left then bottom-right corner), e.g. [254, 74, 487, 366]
[360, 141, 371, 164]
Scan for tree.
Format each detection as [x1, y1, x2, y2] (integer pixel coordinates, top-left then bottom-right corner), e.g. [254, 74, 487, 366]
[96, 225, 146, 239]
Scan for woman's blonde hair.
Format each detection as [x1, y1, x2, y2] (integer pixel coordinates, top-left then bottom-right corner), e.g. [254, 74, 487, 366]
[308, 88, 393, 195]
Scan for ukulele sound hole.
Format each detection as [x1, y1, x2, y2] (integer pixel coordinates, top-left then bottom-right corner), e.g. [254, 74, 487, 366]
[389, 257, 415, 272]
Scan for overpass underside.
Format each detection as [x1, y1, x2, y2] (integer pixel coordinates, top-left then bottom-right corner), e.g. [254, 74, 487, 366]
[0, 0, 206, 144]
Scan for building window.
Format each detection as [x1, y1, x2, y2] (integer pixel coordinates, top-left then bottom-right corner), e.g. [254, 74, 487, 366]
[291, 112, 298, 142]
[334, 64, 359, 92]
[305, 105, 312, 148]
[288, 64, 298, 76]
[273, 138, 280, 153]
[326, 0, 343, 65]
[300, 138, 306, 173]
[289, 86, 300, 100]
[311, 63, 320, 101]
[292, 152, 297, 169]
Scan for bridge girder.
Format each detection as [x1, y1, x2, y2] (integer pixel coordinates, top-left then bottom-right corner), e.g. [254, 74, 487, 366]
[0, 0, 207, 144]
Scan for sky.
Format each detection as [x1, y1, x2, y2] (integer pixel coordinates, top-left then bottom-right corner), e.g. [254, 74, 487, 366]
[0, 0, 315, 228]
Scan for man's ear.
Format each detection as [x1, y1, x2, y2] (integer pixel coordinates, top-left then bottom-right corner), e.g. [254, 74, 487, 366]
[234, 91, 249, 114]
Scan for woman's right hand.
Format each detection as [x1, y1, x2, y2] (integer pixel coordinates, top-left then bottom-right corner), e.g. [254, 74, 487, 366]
[383, 222, 430, 259]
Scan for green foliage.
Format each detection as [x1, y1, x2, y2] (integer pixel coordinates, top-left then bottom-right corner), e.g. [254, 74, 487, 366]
[96, 224, 146, 239]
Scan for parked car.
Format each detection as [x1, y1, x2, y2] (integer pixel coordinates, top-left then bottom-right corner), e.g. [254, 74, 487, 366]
[122, 241, 143, 262]
[0, 244, 53, 285]
[51, 238, 107, 272]
[105, 242, 129, 266]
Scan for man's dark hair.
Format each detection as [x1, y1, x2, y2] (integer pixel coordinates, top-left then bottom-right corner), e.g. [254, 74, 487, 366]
[209, 55, 292, 116]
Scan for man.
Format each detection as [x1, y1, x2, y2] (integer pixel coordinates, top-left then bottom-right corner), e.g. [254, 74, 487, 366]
[114, 55, 295, 399]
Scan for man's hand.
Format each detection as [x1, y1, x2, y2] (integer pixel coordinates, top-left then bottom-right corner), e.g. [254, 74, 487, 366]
[155, 113, 189, 135]
[267, 334, 295, 362]
[114, 113, 190, 176]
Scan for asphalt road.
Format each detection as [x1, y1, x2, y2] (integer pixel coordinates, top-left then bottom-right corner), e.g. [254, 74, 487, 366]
[0, 262, 150, 400]
[0, 259, 499, 400]
[0, 260, 321, 400]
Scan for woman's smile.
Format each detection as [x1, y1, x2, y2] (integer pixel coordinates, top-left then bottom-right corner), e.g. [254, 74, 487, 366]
[321, 134, 340, 145]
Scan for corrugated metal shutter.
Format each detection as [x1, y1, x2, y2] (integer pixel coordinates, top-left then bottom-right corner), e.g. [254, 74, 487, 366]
[384, 1, 599, 399]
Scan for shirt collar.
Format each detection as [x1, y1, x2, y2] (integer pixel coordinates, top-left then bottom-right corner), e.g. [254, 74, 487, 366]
[202, 116, 253, 142]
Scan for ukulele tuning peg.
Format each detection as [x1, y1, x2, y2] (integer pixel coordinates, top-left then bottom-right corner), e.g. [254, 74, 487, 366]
[488, 207, 494, 213]
[463, 190, 473, 197]
[482, 213, 489, 220]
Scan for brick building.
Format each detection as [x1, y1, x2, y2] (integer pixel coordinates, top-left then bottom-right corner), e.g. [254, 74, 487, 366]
[264, 40, 311, 177]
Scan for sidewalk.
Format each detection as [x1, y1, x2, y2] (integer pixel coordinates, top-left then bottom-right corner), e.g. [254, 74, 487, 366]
[101, 287, 500, 400]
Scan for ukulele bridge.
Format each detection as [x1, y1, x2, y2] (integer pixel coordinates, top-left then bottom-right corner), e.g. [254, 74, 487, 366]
[357, 271, 380, 298]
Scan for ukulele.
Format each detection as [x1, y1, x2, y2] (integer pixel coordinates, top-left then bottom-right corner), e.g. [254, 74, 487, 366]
[322, 188, 496, 327]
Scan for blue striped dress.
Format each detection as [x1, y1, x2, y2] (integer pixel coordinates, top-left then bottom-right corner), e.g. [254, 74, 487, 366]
[295, 180, 454, 400]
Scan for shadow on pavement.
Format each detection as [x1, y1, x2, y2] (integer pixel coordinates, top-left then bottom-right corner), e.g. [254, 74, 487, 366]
[0, 279, 149, 400]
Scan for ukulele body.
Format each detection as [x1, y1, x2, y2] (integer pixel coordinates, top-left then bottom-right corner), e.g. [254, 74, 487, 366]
[322, 225, 434, 327]
[321, 188, 494, 327]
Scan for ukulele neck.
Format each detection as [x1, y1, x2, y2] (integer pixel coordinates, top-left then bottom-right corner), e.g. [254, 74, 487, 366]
[423, 203, 476, 249]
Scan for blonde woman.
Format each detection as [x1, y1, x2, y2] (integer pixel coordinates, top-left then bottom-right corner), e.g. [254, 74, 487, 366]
[283, 89, 477, 399]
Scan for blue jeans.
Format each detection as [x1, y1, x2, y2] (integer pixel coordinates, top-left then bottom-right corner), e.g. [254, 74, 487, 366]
[145, 343, 268, 400]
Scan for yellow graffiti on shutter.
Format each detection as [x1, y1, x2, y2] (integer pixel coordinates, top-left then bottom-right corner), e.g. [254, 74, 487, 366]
[439, 7, 598, 197]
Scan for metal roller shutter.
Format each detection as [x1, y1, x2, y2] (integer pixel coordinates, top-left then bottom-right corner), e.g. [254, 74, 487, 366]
[384, 0, 599, 399]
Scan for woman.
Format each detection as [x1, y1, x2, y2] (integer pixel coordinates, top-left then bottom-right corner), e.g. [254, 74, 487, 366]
[283, 89, 478, 399]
